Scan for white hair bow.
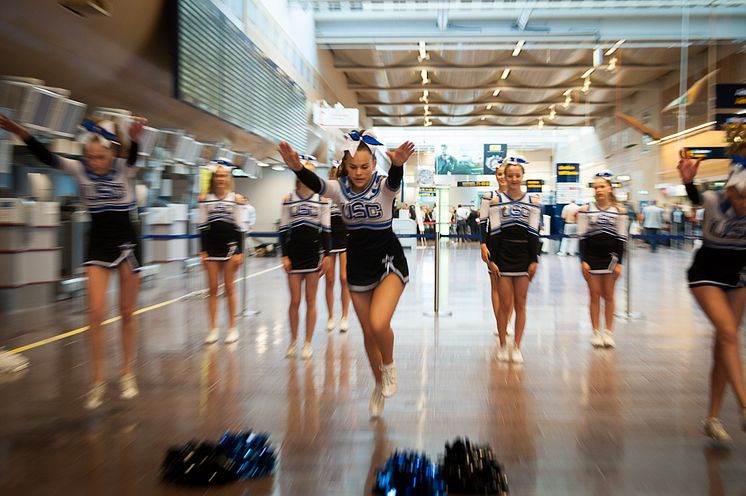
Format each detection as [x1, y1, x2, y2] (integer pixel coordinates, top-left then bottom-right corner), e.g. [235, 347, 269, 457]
[339, 130, 384, 159]
[725, 156, 746, 193]
[206, 158, 234, 173]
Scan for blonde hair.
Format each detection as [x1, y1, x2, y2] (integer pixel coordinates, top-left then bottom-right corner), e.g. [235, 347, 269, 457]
[208, 165, 234, 194]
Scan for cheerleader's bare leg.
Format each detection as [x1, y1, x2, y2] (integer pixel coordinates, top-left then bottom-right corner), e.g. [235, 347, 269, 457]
[118, 263, 140, 377]
[339, 252, 350, 321]
[350, 291, 383, 383]
[224, 257, 238, 329]
[85, 265, 110, 384]
[304, 272, 320, 344]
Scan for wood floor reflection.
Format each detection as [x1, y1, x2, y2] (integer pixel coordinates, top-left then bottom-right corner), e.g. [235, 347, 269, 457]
[1, 246, 745, 495]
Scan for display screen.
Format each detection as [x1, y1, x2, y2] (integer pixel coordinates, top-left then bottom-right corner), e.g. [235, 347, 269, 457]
[175, 0, 307, 150]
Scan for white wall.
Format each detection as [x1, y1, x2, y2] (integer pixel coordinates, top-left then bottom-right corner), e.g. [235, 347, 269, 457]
[235, 169, 296, 232]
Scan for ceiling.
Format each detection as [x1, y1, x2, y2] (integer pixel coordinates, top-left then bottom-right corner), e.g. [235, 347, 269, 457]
[296, 0, 746, 127]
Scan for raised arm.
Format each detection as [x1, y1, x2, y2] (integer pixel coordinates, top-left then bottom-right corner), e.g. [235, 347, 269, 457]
[677, 149, 702, 205]
[279, 141, 323, 192]
[384, 141, 415, 191]
[1, 113, 56, 167]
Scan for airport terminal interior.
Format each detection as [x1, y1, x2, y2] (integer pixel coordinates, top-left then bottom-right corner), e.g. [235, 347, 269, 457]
[1, 1, 746, 494]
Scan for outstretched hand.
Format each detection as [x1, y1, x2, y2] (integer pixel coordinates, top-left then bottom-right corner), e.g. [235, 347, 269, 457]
[677, 149, 701, 184]
[278, 141, 304, 172]
[128, 117, 147, 143]
[386, 141, 415, 167]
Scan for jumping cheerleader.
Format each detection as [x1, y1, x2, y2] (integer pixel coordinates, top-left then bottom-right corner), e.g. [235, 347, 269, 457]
[279, 131, 414, 417]
[678, 133, 746, 445]
[577, 173, 627, 348]
[279, 158, 331, 360]
[480, 156, 541, 363]
[0, 113, 144, 409]
[325, 164, 351, 333]
[197, 160, 246, 344]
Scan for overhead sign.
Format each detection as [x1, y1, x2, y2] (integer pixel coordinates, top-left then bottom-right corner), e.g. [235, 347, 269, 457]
[715, 113, 745, 130]
[526, 179, 544, 192]
[715, 84, 746, 108]
[419, 187, 437, 197]
[483, 144, 507, 174]
[312, 104, 360, 128]
[457, 181, 491, 187]
[556, 163, 580, 183]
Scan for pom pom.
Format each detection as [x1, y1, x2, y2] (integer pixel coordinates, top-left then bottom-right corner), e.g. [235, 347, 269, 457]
[373, 450, 446, 495]
[218, 431, 276, 479]
[160, 442, 238, 486]
[440, 438, 509, 495]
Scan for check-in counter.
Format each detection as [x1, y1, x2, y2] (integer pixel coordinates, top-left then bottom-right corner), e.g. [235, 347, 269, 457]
[392, 218, 417, 250]
[0, 198, 61, 312]
[142, 204, 190, 263]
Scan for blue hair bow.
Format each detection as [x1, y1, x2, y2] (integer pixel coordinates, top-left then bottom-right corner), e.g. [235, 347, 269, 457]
[80, 119, 120, 147]
[595, 172, 614, 179]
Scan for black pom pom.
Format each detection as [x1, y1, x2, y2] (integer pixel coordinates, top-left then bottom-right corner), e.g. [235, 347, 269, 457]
[441, 437, 509, 495]
[160, 442, 239, 486]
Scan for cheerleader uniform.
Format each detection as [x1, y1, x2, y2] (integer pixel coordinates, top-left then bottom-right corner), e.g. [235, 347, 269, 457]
[482, 192, 541, 277]
[197, 192, 245, 261]
[23, 136, 142, 270]
[577, 204, 628, 274]
[293, 166, 408, 292]
[685, 184, 746, 289]
[279, 192, 331, 273]
[329, 202, 348, 253]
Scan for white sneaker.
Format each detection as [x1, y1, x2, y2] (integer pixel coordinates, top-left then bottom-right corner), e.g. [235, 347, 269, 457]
[119, 373, 139, 400]
[301, 342, 313, 360]
[380, 362, 397, 397]
[339, 317, 349, 333]
[591, 331, 604, 348]
[557, 252, 565, 256]
[225, 327, 239, 343]
[286, 341, 297, 358]
[369, 384, 385, 418]
[0, 348, 29, 373]
[511, 346, 524, 364]
[85, 382, 106, 410]
[326, 317, 335, 332]
[703, 417, 732, 446]
[497, 345, 510, 362]
[603, 330, 616, 348]
[205, 327, 220, 344]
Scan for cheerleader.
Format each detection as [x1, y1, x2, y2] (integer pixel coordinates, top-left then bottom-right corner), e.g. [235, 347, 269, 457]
[197, 161, 246, 344]
[279, 131, 415, 417]
[678, 138, 746, 445]
[577, 173, 627, 348]
[480, 163, 514, 337]
[324, 165, 351, 333]
[480, 156, 541, 363]
[0, 113, 144, 409]
[279, 158, 331, 360]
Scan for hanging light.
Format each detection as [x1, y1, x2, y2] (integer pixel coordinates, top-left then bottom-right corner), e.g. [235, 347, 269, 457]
[486, 104, 493, 110]
[424, 105, 431, 116]
[421, 69, 430, 85]
[605, 39, 626, 56]
[512, 40, 525, 57]
[581, 67, 595, 79]
[417, 41, 430, 62]
[582, 77, 591, 93]
[492, 88, 501, 97]
[501, 68, 511, 80]
[607, 56, 617, 72]
[419, 89, 429, 103]
[548, 105, 556, 120]
[538, 118, 544, 129]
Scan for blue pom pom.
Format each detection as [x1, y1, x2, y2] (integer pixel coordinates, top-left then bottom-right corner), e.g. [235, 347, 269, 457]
[373, 450, 446, 495]
[218, 431, 276, 479]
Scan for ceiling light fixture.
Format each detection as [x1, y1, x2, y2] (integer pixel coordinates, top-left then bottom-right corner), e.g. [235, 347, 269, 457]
[581, 68, 595, 79]
[538, 118, 544, 129]
[480, 116, 487, 121]
[419, 89, 429, 103]
[607, 56, 617, 71]
[582, 77, 591, 93]
[417, 41, 430, 62]
[512, 40, 525, 57]
[486, 104, 493, 110]
[501, 68, 511, 80]
[563, 89, 573, 96]
[605, 39, 626, 56]
[424, 118, 433, 127]
[421, 69, 430, 85]
[492, 89, 501, 97]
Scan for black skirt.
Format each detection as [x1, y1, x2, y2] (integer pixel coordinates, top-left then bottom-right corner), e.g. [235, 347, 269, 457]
[203, 223, 241, 261]
[330, 216, 348, 253]
[488, 235, 533, 277]
[84, 213, 141, 271]
[688, 246, 746, 290]
[582, 236, 621, 274]
[346, 229, 408, 292]
[287, 239, 322, 274]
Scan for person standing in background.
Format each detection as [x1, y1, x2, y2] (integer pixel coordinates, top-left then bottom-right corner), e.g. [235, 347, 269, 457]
[557, 199, 580, 256]
[641, 200, 664, 252]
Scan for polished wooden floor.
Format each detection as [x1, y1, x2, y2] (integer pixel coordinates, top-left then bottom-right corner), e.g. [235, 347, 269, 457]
[1, 243, 746, 495]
